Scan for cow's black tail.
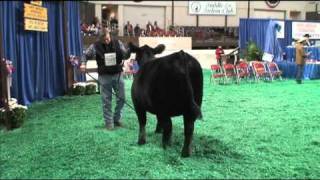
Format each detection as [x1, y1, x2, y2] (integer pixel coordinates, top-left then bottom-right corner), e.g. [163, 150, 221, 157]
[190, 101, 203, 120]
[180, 51, 203, 120]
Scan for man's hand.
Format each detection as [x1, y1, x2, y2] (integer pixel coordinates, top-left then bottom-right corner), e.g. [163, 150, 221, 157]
[79, 64, 86, 73]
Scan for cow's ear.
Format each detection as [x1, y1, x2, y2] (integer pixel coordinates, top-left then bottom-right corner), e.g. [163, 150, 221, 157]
[129, 42, 139, 53]
[153, 44, 165, 54]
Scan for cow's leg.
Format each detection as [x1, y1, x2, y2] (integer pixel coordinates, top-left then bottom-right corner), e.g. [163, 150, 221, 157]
[160, 116, 172, 149]
[155, 115, 163, 134]
[137, 108, 147, 145]
[181, 115, 195, 157]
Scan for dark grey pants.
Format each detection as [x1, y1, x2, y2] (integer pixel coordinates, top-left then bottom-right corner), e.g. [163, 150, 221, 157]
[98, 73, 125, 126]
[296, 64, 305, 81]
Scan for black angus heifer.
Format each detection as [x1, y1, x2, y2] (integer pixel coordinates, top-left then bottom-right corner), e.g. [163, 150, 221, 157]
[129, 43, 203, 157]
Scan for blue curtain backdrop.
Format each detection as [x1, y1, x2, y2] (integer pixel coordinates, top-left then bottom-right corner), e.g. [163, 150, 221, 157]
[239, 18, 270, 52]
[0, 1, 84, 105]
[263, 20, 283, 62]
[66, 1, 85, 82]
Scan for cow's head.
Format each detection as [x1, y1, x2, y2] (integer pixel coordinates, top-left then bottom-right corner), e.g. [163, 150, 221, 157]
[129, 43, 165, 66]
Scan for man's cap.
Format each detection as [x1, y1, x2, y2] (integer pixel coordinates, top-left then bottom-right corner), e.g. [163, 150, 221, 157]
[297, 37, 307, 43]
[303, 34, 311, 38]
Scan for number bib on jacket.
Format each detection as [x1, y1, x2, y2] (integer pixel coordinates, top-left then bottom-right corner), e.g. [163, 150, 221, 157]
[104, 53, 117, 66]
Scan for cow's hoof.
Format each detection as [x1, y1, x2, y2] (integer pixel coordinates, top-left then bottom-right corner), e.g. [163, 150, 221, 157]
[138, 138, 146, 145]
[181, 148, 191, 158]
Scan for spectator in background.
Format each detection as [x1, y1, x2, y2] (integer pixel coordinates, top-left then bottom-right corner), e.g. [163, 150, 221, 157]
[134, 24, 141, 37]
[110, 17, 119, 31]
[215, 45, 225, 66]
[146, 21, 153, 36]
[81, 23, 89, 35]
[140, 29, 146, 37]
[154, 21, 160, 31]
[92, 16, 101, 29]
[167, 25, 176, 37]
[295, 38, 311, 84]
[124, 21, 133, 36]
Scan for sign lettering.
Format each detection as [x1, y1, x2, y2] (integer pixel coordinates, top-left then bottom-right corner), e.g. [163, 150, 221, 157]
[292, 22, 320, 39]
[24, 18, 48, 32]
[24, 3, 47, 21]
[189, 1, 236, 15]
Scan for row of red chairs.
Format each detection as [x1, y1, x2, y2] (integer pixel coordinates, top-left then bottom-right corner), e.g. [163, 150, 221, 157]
[210, 61, 282, 85]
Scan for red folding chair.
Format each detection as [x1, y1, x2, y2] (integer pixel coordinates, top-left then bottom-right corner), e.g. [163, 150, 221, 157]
[267, 62, 282, 81]
[236, 61, 250, 83]
[251, 61, 269, 82]
[210, 64, 224, 85]
[223, 64, 237, 84]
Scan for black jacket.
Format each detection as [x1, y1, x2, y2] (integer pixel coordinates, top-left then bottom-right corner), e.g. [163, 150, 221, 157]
[82, 38, 131, 75]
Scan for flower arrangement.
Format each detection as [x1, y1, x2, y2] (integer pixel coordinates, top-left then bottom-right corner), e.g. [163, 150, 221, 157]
[2, 58, 15, 75]
[69, 55, 80, 67]
[0, 98, 28, 130]
[72, 82, 86, 95]
[85, 82, 97, 95]
[72, 82, 97, 96]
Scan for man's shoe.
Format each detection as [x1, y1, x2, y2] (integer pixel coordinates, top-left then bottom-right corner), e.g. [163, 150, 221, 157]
[105, 123, 114, 130]
[114, 121, 124, 127]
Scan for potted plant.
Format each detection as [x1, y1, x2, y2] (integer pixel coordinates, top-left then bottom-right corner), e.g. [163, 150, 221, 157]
[72, 82, 86, 95]
[0, 98, 28, 130]
[85, 82, 97, 95]
[244, 40, 263, 62]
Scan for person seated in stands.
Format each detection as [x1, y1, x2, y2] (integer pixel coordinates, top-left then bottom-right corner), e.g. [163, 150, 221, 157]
[124, 21, 133, 36]
[81, 23, 89, 35]
[92, 16, 101, 30]
[140, 29, 146, 37]
[151, 30, 158, 37]
[215, 45, 225, 66]
[134, 24, 141, 37]
[146, 21, 153, 36]
[153, 21, 165, 36]
[88, 24, 96, 36]
[110, 17, 119, 31]
[157, 29, 165, 36]
[154, 21, 160, 31]
[167, 25, 176, 37]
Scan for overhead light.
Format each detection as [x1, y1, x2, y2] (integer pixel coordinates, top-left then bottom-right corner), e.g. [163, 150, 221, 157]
[102, 6, 107, 9]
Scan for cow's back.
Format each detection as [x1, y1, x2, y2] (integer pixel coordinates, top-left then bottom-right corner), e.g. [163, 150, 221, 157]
[132, 51, 203, 117]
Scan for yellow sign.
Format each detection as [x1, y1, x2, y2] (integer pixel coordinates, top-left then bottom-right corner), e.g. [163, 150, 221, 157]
[24, 3, 47, 21]
[30, 1, 42, 6]
[24, 18, 48, 32]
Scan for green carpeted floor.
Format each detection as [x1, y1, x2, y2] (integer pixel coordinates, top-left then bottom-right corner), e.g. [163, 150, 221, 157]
[1, 70, 320, 179]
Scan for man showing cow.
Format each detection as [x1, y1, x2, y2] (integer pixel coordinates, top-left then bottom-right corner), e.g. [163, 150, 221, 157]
[80, 28, 131, 130]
